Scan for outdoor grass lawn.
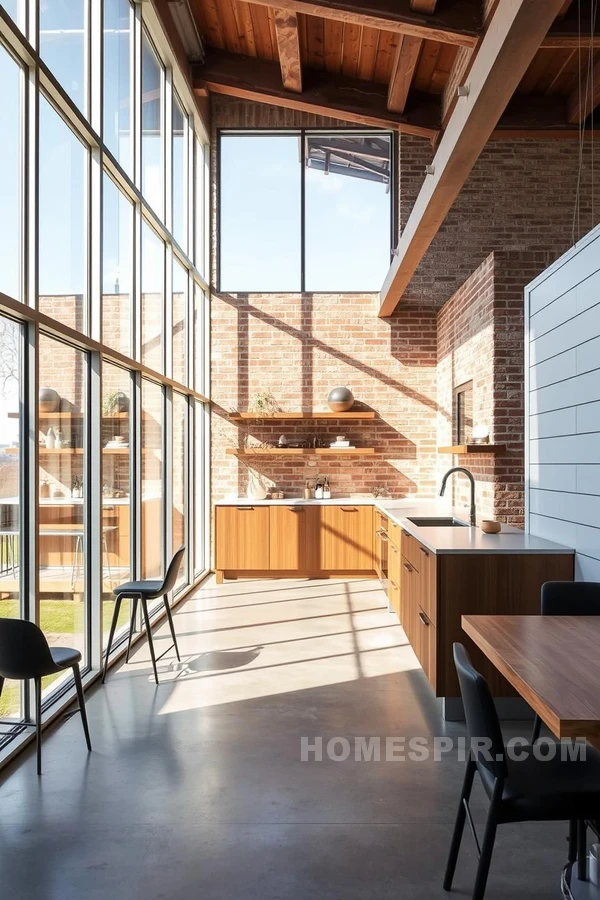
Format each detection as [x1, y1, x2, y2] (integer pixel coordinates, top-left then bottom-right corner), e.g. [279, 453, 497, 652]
[0, 598, 129, 718]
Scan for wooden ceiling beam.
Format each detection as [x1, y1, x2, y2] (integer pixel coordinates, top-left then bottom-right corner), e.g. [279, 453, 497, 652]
[567, 60, 600, 123]
[378, 0, 569, 318]
[193, 49, 441, 137]
[245, 0, 481, 48]
[387, 34, 422, 113]
[274, 9, 303, 92]
[410, 0, 438, 12]
[556, 0, 574, 18]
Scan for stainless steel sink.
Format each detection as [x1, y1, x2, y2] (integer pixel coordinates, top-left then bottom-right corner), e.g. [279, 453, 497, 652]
[406, 516, 469, 528]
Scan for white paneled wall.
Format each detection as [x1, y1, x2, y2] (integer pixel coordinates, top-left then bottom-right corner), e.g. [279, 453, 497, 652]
[525, 224, 600, 582]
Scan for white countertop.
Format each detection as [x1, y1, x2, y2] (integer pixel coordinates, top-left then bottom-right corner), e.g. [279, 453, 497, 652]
[215, 496, 574, 556]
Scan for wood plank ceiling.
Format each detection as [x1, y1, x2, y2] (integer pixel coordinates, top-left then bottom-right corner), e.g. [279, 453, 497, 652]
[189, 0, 600, 137]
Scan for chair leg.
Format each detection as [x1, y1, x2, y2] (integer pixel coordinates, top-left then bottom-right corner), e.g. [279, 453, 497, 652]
[102, 595, 123, 683]
[126, 596, 139, 663]
[140, 597, 159, 685]
[471, 781, 502, 900]
[163, 596, 180, 662]
[34, 677, 42, 776]
[444, 757, 477, 891]
[531, 714, 542, 744]
[72, 663, 92, 752]
[569, 820, 578, 864]
[578, 820, 588, 882]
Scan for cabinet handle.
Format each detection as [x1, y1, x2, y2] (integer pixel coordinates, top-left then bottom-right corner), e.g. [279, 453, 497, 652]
[389, 544, 398, 553]
[403, 563, 412, 573]
[419, 547, 428, 556]
[237, 506, 254, 510]
[402, 529, 410, 537]
[377, 531, 389, 542]
[341, 507, 358, 512]
[418, 611, 430, 626]
[389, 580, 398, 590]
[289, 507, 304, 512]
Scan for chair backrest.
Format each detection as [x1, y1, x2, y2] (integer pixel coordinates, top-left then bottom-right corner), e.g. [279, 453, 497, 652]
[453, 643, 508, 782]
[0, 618, 56, 680]
[541, 581, 600, 616]
[160, 546, 186, 595]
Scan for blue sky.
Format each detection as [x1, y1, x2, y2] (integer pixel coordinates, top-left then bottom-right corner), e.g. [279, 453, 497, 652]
[219, 133, 392, 293]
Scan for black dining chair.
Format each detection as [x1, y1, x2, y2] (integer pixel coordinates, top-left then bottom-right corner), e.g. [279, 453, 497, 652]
[103, 546, 185, 685]
[531, 581, 600, 743]
[444, 642, 600, 900]
[0, 619, 91, 775]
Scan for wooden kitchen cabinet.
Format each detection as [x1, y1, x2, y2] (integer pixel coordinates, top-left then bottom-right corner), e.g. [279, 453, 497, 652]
[320, 505, 374, 572]
[215, 505, 270, 572]
[269, 505, 320, 572]
[388, 540, 401, 616]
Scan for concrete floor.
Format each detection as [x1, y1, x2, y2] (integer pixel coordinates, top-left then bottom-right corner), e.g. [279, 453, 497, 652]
[0, 576, 569, 899]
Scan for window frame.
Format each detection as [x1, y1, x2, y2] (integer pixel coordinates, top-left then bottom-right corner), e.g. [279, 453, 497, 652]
[217, 126, 397, 294]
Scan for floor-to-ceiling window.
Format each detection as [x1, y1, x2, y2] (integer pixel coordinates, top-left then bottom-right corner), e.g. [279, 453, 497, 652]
[0, 1, 210, 758]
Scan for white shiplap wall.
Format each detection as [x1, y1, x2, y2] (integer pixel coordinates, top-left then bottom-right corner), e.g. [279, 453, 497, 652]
[525, 224, 600, 582]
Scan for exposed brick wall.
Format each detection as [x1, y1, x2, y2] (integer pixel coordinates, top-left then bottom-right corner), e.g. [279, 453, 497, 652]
[400, 135, 600, 306]
[211, 97, 438, 502]
[436, 251, 550, 526]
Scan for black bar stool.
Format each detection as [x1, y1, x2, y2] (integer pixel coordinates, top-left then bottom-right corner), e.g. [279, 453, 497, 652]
[0, 619, 92, 775]
[103, 546, 185, 685]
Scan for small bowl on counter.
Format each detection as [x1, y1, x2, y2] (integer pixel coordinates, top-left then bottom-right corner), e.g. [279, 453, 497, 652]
[480, 520, 502, 534]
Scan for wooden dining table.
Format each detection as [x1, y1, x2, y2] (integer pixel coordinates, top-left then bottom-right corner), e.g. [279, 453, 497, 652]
[462, 614, 600, 899]
[462, 615, 600, 749]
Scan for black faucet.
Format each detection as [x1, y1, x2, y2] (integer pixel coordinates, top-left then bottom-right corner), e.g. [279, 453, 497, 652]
[439, 467, 477, 527]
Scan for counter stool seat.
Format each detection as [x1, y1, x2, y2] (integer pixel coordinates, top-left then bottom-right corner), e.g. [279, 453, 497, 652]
[102, 547, 185, 685]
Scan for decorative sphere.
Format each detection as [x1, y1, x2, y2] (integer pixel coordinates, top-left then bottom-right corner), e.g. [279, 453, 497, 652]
[327, 386, 354, 412]
[39, 388, 61, 413]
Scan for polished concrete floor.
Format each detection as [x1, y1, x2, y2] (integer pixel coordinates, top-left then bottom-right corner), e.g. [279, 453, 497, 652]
[0, 577, 569, 899]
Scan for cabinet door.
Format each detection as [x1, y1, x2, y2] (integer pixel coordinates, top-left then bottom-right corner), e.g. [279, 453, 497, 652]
[415, 606, 436, 689]
[215, 506, 270, 570]
[269, 505, 320, 572]
[388, 541, 401, 616]
[320, 505, 374, 572]
[400, 555, 417, 644]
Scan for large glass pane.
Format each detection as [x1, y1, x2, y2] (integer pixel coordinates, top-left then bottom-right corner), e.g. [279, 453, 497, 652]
[40, 0, 87, 114]
[219, 134, 301, 291]
[103, 0, 132, 174]
[141, 379, 163, 580]
[141, 30, 164, 218]
[304, 133, 392, 291]
[194, 282, 206, 396]
[141, 221, 164, 373]
[39, 96, 87, 330]
[172, 94, 188, 251]
[102, 173, 133, 357]
[38, 336, 88, 697]
[0, 316, 22, 720]
[3, 0, 26, 31]
[102, 363, 131, 650]
[0, 45, 22, 302]
[194, 400, 206, 577]
[172, 259, 187, 386]
[172, 392, 187, 592]
[194, 139, 207, 276]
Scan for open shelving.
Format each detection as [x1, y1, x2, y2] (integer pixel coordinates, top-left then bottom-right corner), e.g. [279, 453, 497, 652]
[226, 448, 376, 457]
[437, 444, 505, 455]
[228, 411, 375, 421]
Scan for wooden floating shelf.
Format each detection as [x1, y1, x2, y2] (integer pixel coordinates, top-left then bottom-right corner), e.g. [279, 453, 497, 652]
[437, 444, 505, 455]
[228, 411, 376, 421]
[227, 448, 376, 457]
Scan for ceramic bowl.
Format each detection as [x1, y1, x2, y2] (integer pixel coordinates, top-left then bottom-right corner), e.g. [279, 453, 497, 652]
[481, 520, 501, 534]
